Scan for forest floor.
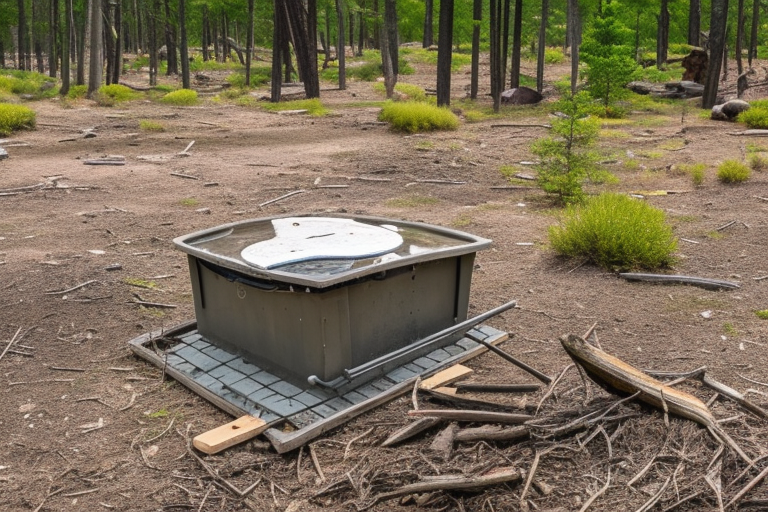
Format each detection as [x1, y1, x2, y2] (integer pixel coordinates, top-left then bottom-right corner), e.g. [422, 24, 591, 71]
[1, 53, 767, 512]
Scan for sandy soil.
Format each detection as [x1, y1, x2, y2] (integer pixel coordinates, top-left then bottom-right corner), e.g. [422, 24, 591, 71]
[0, 57, 767, 511]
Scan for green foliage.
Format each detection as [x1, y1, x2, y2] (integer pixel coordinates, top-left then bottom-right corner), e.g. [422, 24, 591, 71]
[548, 193, 678, 270]
[717, 160, 751, 183]
[178, 198, 199, 207]
[97, 84, 139, 104]
[67, 85, 88, 99]
[400, 47, 472, 71]
[189, 56, 242, 72]
[668, 43, 694, 55]
[531, 93, 609, 204]
[0, 104, 36, 136]
[226, 67, 271, 88]
[636, 65, 683, 83]
[755, 310, 768, 320]
[161, 89, 199, 106]
[386, 195, 439, 208]
[676, 163, 707, 186]
[378, 101, 459, 133]
[139, 120, 165, 132]
[0, 70, 57, 98]
[580, 4, 638, 106]
[748, 153, 768, 172]
[262, 98, 329, 117]
[544, 47, 565, 64]
[373, 82, 427, 102]
[737, 106, 768, 129]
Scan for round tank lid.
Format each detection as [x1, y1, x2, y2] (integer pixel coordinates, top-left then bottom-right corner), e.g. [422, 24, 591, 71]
[241, 217, 404, 269]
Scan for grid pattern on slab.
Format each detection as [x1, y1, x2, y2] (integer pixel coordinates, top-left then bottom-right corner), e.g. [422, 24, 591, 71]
[164, 324, 503, 429]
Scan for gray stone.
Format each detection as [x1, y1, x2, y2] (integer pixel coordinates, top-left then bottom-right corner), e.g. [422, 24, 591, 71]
[227, 358, 262, 375]
[248, 386, 278, 402]
[268, 380, 304, 397]
[289, 410, 323, 429]
[325, 396, 353, 412]
[342, 390, 367, 405]
[293, 391, 324, 407]
[252, 371, 281, 386]
[412, 357, 438, 370]
[202, 345, 238, 363]
[500, 86, 543, 105]
[262, 396, 307, 416]
[425, 348, 451, 362]
[0, 148, 8, 160]
[711, 104, 728, 121]
[227, 378, 263, 398]
[312, 403, 338, 418]
[456, 338, 479, 350]
[722, 99, 750, 119]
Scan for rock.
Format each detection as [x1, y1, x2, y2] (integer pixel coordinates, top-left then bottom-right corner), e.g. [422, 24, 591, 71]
[0, 148, 8, 160]
[711, 104, 728, 121]
[711, 99, 750, 121]
[501, 86, 543, 105]
[679, 81, 704, 97]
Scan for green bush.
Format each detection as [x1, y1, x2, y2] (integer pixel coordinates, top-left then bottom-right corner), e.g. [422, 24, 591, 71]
[98, 84, 139, 103]
[373, 82, 427, 101]
[717, 160, 751, 183]
[748, 153, 768, 172]
[549, 193, 678, 270]
[677, 163, 707, 186]
[378, 101, 459, 133]
[544, 47, 565, 64]
[262, 98, 328, 116]
[67, 85, 88, 99]
[737, 107, 768, 129]
[161, 89, 199, 106]
[139, 120, 165, 131]
[0, 104, 36, 135]
[0, 70, 57, 98]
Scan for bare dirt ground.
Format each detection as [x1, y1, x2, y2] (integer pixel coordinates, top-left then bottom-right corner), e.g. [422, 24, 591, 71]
[1, 56, 767, 511]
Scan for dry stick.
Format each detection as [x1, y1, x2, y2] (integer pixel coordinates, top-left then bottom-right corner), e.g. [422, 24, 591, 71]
[519, 450, 541, 507]
[144, 417, 176, 444]
[661, 490, 703, 512]
[119, 393, 137, 411]
[700, 375, 768, 419]
[128, 300, 178, 309]
[196, 485, 212, 512]
[51, 367, 85, 372]
[453, 383, 540, 393]
[0, 327, 23, 362]
[725, 465, 768, 509]
[716, 220, 737, 231]
[63, 488, 100, 497]
[578, 428, 612, 512]
[491, 123, 552, 129]
[705, 459, 725, 512]
[343, 427, 375, 461]
[753, 275, 768, 281]
[181, 141, 195, 154]
[9, 379, 74, 386]
[636, 474, 674, 512]
[381, 417, 441, 447]
[170, 172, 199, 180]
[296, 446, 304, 484]
[33, 487, 65, 512]
[309, 443, 325, 482]
[185, 440, 252, 497]
[259, 190, 306, 208]
[536, 364, 574, 414]
[728, 453, 768, 487]
[412, 376, 421, 411]
[45, 280, 97, 295]
[737, 374, 768, 388]
[464, 332, 551, 384]
[408, 409, 533, 424]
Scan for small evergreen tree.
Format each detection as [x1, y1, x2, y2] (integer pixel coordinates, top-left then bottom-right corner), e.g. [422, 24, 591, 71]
[532, 93, 612, 204]
[580, 3, 638, 109]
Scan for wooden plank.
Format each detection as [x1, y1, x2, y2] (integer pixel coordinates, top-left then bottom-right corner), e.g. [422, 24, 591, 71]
[193, 415, 268, 454]
[433, 386, 457, 395]
[419, 364, 473, 390]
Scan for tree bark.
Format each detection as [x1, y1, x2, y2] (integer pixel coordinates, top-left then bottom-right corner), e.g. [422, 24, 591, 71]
[688, 0, 701, 46]
[336, 0, 346, 90]
[106, 0, 115, 84]
[502, 0, 510, 89]
[381, 0, 397, 98]
[749, 0, 759, 66]
[703, 0, 730, 108]
[76, 4, 86, 85]
[386, 0, 398, 75]
[164, 0, 177, 73]
[510, 0, 522, 88]
[489, 0, 501, 111]
[202, 4, 210, 61]
[349, 10, 355, 56]
[736, 0, 744, 76]
[436, 0, 454, 107]
[568, 0, 580, 95]
[372, 0, 380, 49]
[270, 0, 283, 102]
[113, 1, 123, 85]
[17, 0, 27, 70]
[357, 6, 364, 56]
[284, 0, 320, 98]
[49, 0, 58, 77]
[179, 0, 190, 88]
[60, 0, 73, 95]
[656, 0, 669, 69]
[424, 0, 433, 48]
[148, 1, 158, 86]
[537, 0, 549, 93]
[470, 0, 481, 99]
[87, 0, 103, 97]
[245, 0, 254, 86]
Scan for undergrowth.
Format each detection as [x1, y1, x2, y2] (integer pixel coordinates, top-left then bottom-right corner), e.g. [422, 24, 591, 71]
[96, 84, 139, 105]
[262, 98, 329, 117]
[0, 104, 36, 135]
[378, 101, 459, 133]
[161, 89, 199, 106]
[548, 192, 678, 270]
[717, 160, 751, 183]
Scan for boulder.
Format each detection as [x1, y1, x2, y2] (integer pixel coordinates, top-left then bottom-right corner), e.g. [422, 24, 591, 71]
[712, 99, 750, 121]
[500, 86, 543, 105]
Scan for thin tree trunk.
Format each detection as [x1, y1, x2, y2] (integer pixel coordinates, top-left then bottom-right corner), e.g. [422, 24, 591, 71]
[61, 0, 72, 95]
[87, 0, 103, 97]
[179, 0, 189, 88]
[76, 4, 85, 85]
[386, 0, 398, 75]
[202, 4, 210, 61]
[568, 0, 580, 95]
[113, 0, 122, 85]
[749, 0, 759, 66]
[424, 0, 433, 48]
[148, 2, 158, 86]
[703, 0, 730, 108]
[372, 0, 380, 49]
[688, 0, 701, 46]
[381, 0, 397, 97]
[357, 5, 364, 56]
[164, 0, 177, 73]
[271, 0, 282, 102]
[502, 0, 510, 89]
[245, 0, 254, 86]
[490, 0, 500, 111]
[106, 0, 115, 84]
[336, 0, 346, 90]
[537, 0, 549, 93]
[470, 0, 481, 99]
[656, 0, 669, 68]
[510, 0, 522, 88]
[736, 0, 744, 77]
[349, 11, 354, 56]
[284, 0, 320, 98]
[17, 0, 27, 70]
[436, 0, 454, 107]
[49, 0, 58, 77]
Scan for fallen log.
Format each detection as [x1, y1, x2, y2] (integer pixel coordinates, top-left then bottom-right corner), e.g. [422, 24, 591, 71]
[454, 425, 528, 443]
[560, 334, 752, 464]
[619, 273, 740, 291]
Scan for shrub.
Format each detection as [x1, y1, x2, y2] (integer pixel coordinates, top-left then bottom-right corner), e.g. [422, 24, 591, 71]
[737, 107, 768, 129]
[756, 310, 768, 320]
[378, 101, 459, 133]
[97, 84, 138, 103]
[0, 104, 36, 135]
[676, 163, 707, 186]
[373, 82, 427, 101]
[548, 193, 678, 270]
[748, 153, 768, 172]
[717, 160, 751, 183]
[544, 47, 565, 64]
[139, 120, 165, 131]
[161, 89, 198, 106]
[262, 98, 329, 116]
[67, 85, 88, 99]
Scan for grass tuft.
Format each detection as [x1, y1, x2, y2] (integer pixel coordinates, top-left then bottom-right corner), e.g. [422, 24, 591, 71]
[378, 101, 459, 133]
[548, 192, 678, 270]
[748, 153, 768, 172]
[756, 309, 768, 320]
[261, 98, 329, 116]
[0, 103, 36, 136]
[161, 89, 198, 106]
[139, 120, 165, 132]
[386, 195, 439, 208]
[97, 84, 139, 104]
[717, 160, 751, 183]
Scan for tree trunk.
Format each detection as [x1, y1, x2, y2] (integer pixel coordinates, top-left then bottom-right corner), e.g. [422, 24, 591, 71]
[357, 5, 364, 56]
[386, 0, 398, 75]
[33, 0, 44, 73]
[688, 0, 701, 46]
[212, 11, 219, 61]
[568, 0, 580, 95]
[489, 0, 500, 111]
[271, 0, 283, 102]
[202, 4, 210, 61]
[60, 0, 73, 95]
[49, 0, 58, 77]
[336, 0, 346, 90]
[372, 0, 380, 49]
[349, 11, 355, 56]
[381, 0, 397, 98]
[106, 0, 115, 84]
[703, 0, 730, 108]
[245, 0, 254, 85]
[749, 0, 759, 66]
[87, 0, 103, 97]
[470, 0, 481, 99]
[656, 0, 669, 68]
[537, 0, 549, 93]
[221, 13, 229, 62]
[76, 4, 86, 85]
[502, 0, 510, 89]
[424, 0, 433, 48]
[17, 0, 27, 70]
[509, 0, 522, 88]
[148, 1, 158, 86]
[179, 0, 190, 88]
[436, 0, 454, 107]
[284, 0, 320, 98]
[736, 0, 744, 78]
[164, 0, 177, 73]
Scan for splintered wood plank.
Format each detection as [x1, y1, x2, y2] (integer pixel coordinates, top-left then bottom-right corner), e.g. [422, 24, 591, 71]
[419, 364, 473, 390]
[193, 415, 268, 454]
[433, 387, 457, 395]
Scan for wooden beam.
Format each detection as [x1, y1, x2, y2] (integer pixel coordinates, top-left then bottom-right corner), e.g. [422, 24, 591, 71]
[193, 415, 268, 454]
[419, 364, 473, 390]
